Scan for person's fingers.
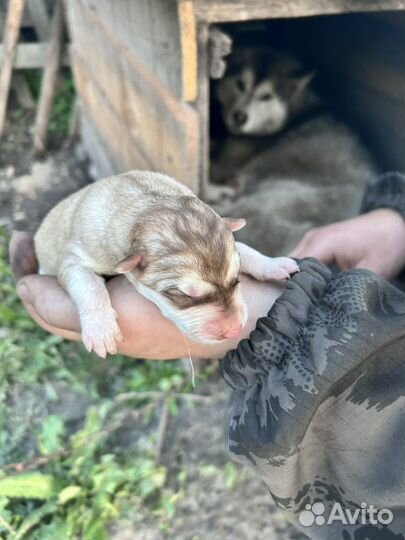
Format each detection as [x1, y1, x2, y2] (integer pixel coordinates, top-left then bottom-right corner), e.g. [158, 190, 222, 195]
[16, 275, 81, 332]
[9, 231, 38, 280]
[288, 237, 309, 258]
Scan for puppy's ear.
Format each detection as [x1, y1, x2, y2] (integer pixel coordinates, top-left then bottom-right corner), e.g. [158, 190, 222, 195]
[223, 218, 246, 232]
[289, 70, 316, 101]
[114, 253, 146, 274]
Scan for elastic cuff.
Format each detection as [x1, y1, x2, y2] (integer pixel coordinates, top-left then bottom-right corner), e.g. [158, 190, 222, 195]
[220, 258, 332, 390]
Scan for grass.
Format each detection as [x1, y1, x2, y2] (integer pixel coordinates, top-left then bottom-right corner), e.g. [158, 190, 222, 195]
[0, 228, 195, 539]
[23, 70, 75, 138]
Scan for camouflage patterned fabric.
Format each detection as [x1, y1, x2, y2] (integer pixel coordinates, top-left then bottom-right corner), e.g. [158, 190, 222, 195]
[221, 258, 405, 539]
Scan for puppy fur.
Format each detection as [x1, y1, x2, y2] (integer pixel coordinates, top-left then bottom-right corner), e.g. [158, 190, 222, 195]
[35, 171, 298, 357]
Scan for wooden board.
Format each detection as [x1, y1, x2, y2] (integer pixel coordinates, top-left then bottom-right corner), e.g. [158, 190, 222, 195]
[66, 0, 200, 190]
[81, 108, 122, 178]
[195, 22, 210, 198]
[0, 43, 70, 68]
[178, 0, 198, 102]
[33, 0, 64, 153]
[78, 0, 183, 98]
[195, 0, 405, 22]
[0, 0, 26, 136]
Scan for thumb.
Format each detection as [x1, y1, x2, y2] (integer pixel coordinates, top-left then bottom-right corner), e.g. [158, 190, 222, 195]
[16, 275, 58, 305]
[16, 275, 81, 333]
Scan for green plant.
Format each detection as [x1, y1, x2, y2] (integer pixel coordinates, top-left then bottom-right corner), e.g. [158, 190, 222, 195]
[0, 228, 193, 538]
[23, 70, 75, 137]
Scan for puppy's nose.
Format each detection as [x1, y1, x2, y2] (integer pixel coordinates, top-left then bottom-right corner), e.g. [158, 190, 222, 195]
[222, 324, 243, 339]
[233, 110, 247, 126]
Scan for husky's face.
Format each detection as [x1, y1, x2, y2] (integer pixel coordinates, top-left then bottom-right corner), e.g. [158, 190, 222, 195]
[215, 47, 313, 136]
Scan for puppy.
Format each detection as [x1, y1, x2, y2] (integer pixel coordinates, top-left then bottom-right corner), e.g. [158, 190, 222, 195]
[34, 171, 299, 358]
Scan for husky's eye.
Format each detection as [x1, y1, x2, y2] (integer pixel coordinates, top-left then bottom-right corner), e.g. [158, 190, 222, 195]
[235, 78, 245, 92]
[258, 92, 273, 101]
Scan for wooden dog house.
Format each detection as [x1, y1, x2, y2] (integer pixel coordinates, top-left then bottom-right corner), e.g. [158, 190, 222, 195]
[65, 0, 405, 196]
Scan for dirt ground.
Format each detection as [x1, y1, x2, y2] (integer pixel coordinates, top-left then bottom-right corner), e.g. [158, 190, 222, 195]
[0, 113, 309, 539]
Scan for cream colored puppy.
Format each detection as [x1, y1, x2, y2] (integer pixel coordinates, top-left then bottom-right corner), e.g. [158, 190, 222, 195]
[34, 171, 298, 358]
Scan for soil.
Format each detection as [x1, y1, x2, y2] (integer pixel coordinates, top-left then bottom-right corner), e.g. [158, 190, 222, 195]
[0, 110, 309, 540]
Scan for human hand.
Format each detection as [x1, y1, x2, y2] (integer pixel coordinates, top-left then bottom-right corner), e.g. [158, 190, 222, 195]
[289, 209, 405, 280]
[10, 232, 283, 360]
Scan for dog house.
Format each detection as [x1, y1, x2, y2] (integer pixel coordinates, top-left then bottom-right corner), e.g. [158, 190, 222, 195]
[65, 0, 405, 196]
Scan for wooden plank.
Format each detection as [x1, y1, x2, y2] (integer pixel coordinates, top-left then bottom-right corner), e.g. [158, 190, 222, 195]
[81, 108, 125, 178]
[66, 0, 199, 189]
[0, 0, 26, 136]
[33, 0, 64, 153]
[0, 43, 70, 68]
[196, 22, 210, 198]
[0, 0, 33, 110]
[178, 0, 198, 102]
[26, 0, 50, 40]
[11, 73, 34, 108]
[195, 0, 405, 22]
[68, 97, 80, 140]
[72, 55, 156, 174]
[78, 0, 183, 98]
[73, 47, 199, 188]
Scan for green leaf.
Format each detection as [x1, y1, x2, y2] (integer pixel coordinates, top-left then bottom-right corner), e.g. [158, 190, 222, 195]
[0, 473, 57, 500]
[224, 462, 238, 489]
[37, 415, 65, 455]
[14, 501, 56, 540]
[83, 515, 109, 540]
[29, 518, 68, 540]
[58, 485, 82, 505]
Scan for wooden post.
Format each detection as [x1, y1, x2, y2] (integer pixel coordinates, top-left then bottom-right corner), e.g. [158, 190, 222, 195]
[178, 0, 198, 102]
[68, 97, 80, 141]
[33, 0, 64, 153]
[0, 0, 26, 137]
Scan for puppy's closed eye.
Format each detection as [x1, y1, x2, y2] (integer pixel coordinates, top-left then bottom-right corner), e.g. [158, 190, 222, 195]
[163, 288, 196, 309]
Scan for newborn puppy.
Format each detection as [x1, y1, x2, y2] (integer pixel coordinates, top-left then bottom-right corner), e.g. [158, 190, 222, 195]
[34, 171, 298, 357]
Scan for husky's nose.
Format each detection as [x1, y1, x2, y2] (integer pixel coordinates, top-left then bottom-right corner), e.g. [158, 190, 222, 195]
[233, 110, 247, 126]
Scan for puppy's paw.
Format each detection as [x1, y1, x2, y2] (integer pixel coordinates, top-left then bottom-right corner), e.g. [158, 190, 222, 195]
[209, 27, 232, 79]
[81, 309, 123, 358]
[250, 256, 300, 282]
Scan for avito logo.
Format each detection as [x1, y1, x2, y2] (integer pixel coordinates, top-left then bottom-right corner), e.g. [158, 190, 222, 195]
[299, 502, 393, 527]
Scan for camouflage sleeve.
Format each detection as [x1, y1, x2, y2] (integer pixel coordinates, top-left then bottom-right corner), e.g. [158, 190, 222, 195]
[360, 171, 405, 218]
[220, 258, 405, 539]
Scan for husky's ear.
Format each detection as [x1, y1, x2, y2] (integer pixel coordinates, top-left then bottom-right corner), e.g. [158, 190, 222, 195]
[290, 70, 316, 100]
[114, 253, 146, 274]
[223, 217, 246, 232]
